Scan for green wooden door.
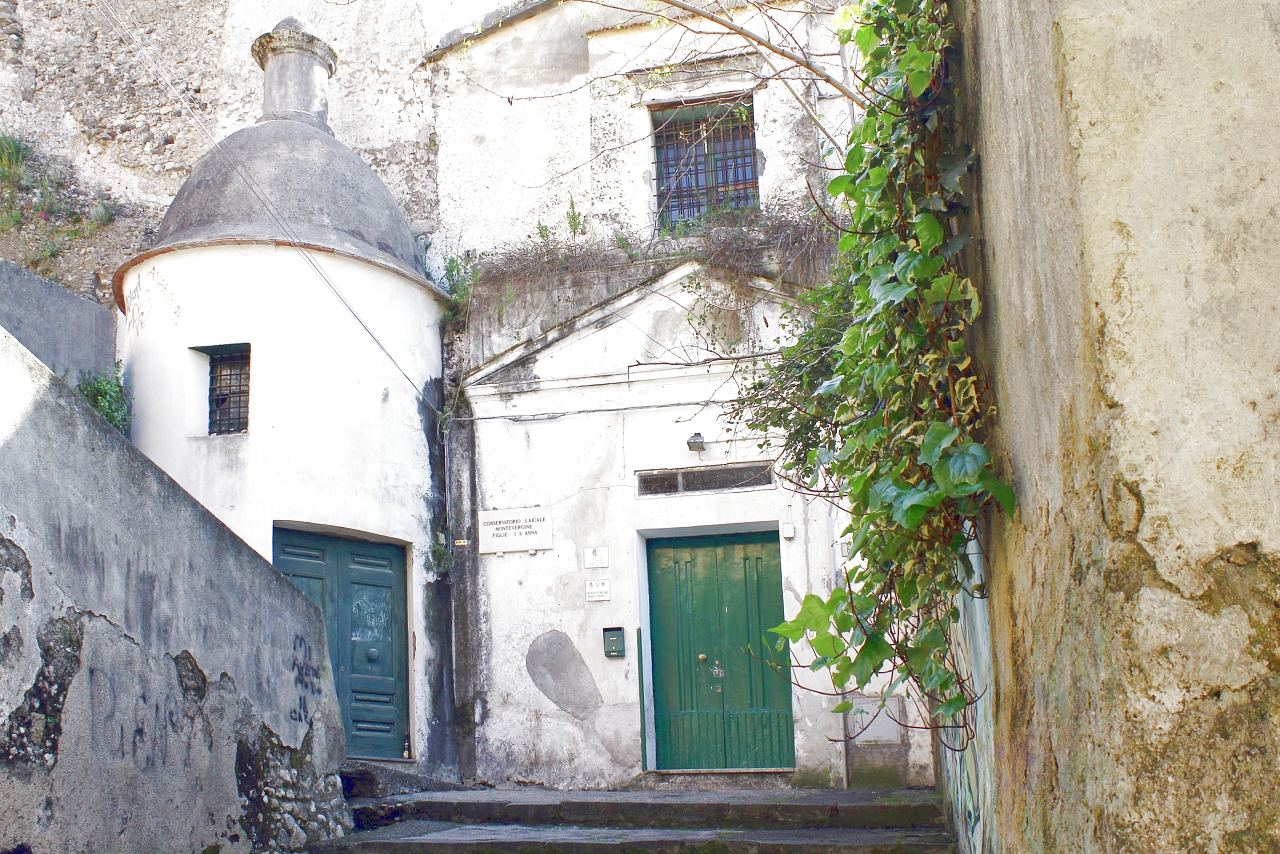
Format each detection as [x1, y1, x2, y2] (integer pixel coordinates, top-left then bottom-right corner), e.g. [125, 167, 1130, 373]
[648, 532, 794, 770]
[273, 529, 409, 760]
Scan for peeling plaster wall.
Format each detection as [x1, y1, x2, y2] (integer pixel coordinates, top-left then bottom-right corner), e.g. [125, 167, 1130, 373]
[953, 0, 1280, 850]
[0, 326, 350, 852]
[427, 3, 842, 268]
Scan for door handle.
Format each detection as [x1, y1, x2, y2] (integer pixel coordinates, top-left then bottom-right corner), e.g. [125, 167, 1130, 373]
[698, 654, 707, 662]
[367, 648, 380, 661]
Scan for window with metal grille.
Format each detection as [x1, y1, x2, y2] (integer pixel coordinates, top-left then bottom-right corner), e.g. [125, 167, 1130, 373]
[637, 462, 773, 496]
[652, 96, 759, 226]
[204, 344, 250, 435]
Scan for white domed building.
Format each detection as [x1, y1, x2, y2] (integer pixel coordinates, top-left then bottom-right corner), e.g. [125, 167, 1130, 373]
[113, 19, 451, 768]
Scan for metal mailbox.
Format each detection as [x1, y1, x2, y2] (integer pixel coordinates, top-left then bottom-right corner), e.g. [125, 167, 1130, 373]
[603, 627, 625, 658]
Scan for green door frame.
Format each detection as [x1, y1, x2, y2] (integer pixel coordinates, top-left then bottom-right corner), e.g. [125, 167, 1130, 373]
[644, 531, 795, 771]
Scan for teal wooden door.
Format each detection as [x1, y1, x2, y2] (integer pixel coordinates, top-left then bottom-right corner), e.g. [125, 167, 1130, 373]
[273, 529, 409, 760]
[648, 532, 794, 770]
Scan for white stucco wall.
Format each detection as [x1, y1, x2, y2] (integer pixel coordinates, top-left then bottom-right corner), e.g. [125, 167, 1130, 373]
[462, 265, 921, 788]
[117, 243, 447, 765]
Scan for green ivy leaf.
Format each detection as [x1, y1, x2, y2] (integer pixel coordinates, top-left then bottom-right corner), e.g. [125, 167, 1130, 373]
[811, 631, 848, 658]
[980, 472, 1016, 517]
[815, 375, 844, 395]
[870, 276, 915, 307]
[845, 144, 866, 173]
[867, 235, 899, 264]
[832, 700, 853, 714]
[795, 594, 832, 632]
[850, 634, 894, 688]
[908, 70, 933, 99]
[827, 174, 856, 197]
[933, 460, 984, 497]
[939, 147, 977, 194]
[868, 475, 901, 510]
[890, 484, 944, 528]
[944, 441, 991, 485]
[855, 25, 879, 58]
[868, 264, 895, 290]
[933, 694, 968, 721]
[836, 326, 862, 356]
[919, 422, 960, 466]
[924, 273, 958, 305]
[913, 212, 944, 253]
[769, 619, 807, 643]
[834, 5, 858, 40]
[941, 232, 972, 259]
[865, 166, 889, 191]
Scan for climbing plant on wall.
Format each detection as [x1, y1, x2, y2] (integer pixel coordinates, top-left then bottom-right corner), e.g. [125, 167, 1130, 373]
[720, 0, 1012, 732]
[76, 360, 132, 434]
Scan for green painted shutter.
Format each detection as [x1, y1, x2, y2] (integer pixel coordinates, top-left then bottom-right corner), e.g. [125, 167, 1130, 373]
[648, 532, 794, 770]
[273, 529, 410, 760]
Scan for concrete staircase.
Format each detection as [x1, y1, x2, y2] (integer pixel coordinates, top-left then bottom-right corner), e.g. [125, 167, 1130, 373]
[311, 788, 956, 853]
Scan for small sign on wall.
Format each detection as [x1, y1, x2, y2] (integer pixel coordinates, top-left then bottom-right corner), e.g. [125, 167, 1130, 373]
[478, 508, 552, 553]
[584, 547, 609, 568]
[586, 579, 611, 602]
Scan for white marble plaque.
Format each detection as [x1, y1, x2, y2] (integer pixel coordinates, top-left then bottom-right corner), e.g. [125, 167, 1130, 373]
[585, 579, 611, 602]
[584, 547, 609, 568]
[478, 508, 552, 553]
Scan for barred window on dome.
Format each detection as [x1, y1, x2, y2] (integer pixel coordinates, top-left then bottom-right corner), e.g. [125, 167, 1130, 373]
[202, 344, 251, 435]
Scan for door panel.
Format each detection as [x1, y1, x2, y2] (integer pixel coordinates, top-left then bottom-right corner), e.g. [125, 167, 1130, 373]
[273, 529, 409, 760]
[648, 532, 794, 770]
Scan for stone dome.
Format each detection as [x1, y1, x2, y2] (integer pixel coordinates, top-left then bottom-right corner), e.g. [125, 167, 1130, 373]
[113, 19, 439, 307]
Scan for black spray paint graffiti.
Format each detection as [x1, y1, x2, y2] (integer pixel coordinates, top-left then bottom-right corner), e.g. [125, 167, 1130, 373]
[289, 635, 322, 727]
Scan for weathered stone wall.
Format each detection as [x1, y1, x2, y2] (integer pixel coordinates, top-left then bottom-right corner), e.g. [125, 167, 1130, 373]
[0, 0, 442, 288]
[0, 259, 114, 378]
[954, 0, 1280, 850]
[0, 326, 351, 852]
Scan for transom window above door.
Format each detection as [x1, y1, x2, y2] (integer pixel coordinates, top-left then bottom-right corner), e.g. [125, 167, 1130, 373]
[652, 96, 760, 226]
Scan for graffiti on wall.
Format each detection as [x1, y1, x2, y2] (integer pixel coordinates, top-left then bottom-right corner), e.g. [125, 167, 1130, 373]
[290, 634, 322, 727]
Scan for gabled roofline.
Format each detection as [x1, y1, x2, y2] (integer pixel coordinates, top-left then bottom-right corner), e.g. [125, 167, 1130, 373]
[423, 0, 560, 65]
[461, 260, 793, 388]
[421, 0, 756, 66]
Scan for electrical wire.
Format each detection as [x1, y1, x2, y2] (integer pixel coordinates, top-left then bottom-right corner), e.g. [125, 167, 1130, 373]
[92, 0, 441, 415]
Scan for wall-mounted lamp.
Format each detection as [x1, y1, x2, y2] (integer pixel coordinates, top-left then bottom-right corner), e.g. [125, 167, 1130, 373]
[686, 432, 705, 452]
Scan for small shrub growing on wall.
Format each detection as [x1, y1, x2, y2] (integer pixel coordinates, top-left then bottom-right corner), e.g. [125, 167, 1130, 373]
[75, 361, 132, 434]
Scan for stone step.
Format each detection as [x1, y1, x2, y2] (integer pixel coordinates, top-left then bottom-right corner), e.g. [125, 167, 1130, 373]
[350, 789, 946, 833]
[312, 819, 957, 854]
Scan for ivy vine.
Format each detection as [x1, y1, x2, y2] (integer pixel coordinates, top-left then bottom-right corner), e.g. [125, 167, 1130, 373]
[733, 0, 1013, 731]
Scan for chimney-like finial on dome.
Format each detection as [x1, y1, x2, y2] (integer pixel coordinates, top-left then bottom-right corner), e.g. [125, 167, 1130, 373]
[251, 18, 339, 134]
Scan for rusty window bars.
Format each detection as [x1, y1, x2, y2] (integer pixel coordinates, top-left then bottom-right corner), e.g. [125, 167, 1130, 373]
[652, 96, 760, 227]
[205, 344, 250, 435]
